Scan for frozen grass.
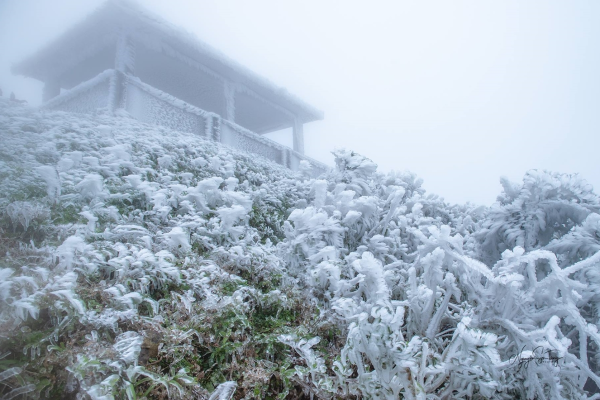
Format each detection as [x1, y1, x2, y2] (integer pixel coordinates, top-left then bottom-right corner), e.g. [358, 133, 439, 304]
[0, 99, 599, 399]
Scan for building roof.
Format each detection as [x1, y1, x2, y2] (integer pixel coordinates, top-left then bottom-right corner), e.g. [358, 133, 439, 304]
[12, 0, 323, 124]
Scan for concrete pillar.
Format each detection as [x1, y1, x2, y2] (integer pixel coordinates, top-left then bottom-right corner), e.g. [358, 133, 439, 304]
[224, 81, 235, 122]
[211, 115, 222, 142]
[115, 34, 135, 75]
[108, 72, 124, 112]
[293, 119, 304, 155]
[109, 34, 136, 112]
[204, 115, 222, 142]
[42, 80, 61, 103]
[281, 147, 292, 168]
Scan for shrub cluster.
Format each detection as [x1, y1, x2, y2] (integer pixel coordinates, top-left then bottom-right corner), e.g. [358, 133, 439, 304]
[0, 99, 599, 399]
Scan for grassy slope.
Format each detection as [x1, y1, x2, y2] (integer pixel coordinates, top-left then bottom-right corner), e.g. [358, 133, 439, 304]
[3, 99, 599, 400]
[0, 99, 323, 399]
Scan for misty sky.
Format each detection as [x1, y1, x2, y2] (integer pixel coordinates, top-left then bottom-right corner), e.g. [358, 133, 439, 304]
[1, 1, 598, 205]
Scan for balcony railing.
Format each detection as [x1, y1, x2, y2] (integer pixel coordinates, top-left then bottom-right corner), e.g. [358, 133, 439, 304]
[43, 69, 328, 177]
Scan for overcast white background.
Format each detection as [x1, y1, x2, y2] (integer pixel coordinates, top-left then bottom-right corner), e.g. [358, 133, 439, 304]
[1, 1, 598, 205]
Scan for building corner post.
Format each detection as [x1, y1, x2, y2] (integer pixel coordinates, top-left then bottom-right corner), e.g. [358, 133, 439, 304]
[224, 81, 235, 122]
[293, 119, 304, 155]
[109, 33, 136, 113]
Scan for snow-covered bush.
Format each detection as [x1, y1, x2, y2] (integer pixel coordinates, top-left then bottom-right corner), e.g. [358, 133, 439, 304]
[1, 98, 599, 399]
[477, 171, 600, 265]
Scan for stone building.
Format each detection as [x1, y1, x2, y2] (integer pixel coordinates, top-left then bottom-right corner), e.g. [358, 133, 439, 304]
[13, 0, 326, 174]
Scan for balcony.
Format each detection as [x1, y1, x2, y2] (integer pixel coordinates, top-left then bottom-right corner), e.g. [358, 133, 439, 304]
[42, 69, 328, 177]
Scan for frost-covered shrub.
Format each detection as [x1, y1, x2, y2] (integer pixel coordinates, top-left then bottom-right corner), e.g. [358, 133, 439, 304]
[5, 201, 50, 232]
[1, 99, 599, 399]
[276, 151, 600, 399]
[477, 171, 600, 265]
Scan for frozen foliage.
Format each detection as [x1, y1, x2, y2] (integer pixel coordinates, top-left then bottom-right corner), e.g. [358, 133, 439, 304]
[209, 381, 238, 400]
[478, 172, 600, 264]
[5, 201, 49, 231]
[1, 98, 599, 399]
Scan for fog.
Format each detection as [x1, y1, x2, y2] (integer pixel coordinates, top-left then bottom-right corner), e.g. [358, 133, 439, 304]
[1, 0, 598, 205]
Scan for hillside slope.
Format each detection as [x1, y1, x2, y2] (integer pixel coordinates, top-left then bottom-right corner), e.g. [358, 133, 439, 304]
[1, 99, 599, 399]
